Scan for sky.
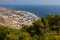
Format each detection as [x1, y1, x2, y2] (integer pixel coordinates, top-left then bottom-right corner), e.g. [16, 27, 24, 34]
[0, 0, 60, 5]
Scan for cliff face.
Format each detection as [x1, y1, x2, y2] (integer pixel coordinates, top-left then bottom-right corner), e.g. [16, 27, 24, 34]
[0, 7, 39, 29]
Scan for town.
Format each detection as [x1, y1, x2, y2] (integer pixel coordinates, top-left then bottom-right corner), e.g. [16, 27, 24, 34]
[0, 8, 39, 29]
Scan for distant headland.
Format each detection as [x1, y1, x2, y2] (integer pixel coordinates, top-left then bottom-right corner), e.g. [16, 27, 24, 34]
[0, 7, 39, 29]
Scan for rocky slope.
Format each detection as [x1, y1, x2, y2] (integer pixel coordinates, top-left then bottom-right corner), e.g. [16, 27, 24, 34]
[0, 7, 39, 29]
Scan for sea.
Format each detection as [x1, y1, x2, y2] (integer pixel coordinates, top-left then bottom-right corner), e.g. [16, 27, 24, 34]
[0, 5, 60, 17]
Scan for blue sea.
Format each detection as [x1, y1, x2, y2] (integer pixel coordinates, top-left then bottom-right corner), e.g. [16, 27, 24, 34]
[0, 5, 60, 17]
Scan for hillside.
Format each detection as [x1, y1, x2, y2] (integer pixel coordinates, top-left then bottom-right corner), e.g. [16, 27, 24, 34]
[0, 7, 39, 29]
[0, 14, 60, 40]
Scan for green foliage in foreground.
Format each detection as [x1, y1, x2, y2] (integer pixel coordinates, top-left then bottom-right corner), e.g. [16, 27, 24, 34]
[0, 14, 60, 40]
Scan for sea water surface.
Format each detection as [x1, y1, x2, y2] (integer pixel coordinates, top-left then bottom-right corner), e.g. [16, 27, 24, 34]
[0, 5, 60, 17]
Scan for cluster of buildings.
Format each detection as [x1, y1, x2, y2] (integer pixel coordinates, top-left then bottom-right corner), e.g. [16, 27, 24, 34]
[0, 8, 39, 29]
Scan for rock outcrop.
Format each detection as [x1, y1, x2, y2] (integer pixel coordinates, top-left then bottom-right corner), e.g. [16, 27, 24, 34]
[0, 7, 39, 29]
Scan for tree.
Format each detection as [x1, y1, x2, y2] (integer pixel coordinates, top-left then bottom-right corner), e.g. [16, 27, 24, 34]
[4, 33, 19, 40]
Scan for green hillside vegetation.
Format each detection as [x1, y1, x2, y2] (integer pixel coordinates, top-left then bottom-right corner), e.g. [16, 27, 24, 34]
[0, 14, 60, 40]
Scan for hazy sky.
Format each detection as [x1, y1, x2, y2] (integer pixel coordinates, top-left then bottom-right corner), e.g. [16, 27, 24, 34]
[0, 0, 60, 5]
